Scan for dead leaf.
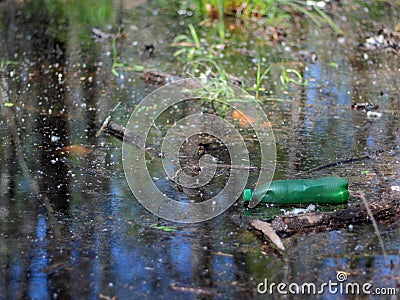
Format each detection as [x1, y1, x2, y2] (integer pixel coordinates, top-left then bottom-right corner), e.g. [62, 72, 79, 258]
[250, 219, 285, 250]
[231, 110, 271, 128]
[170, 42, 196, 47]
[99, 294, 117, 300]
[56, 145, 93, 157]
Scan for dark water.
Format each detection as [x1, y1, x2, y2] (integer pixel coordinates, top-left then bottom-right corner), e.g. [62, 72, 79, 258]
[0, 1, 399, 299]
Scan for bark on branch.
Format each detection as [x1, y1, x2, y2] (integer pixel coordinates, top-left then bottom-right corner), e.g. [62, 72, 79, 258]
[105, 121, 163, 158]
[267, 193, 398, 237]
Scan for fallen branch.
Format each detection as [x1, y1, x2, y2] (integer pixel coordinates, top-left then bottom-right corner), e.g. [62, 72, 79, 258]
[104, 121, 163, 158]
[268, 192, 398, 237]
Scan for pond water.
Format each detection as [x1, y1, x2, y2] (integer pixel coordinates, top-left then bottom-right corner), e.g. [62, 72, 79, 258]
[0, 0, 399, 299]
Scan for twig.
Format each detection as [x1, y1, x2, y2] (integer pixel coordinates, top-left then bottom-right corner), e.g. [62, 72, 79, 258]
[96, 102, 121, 137]
[306, 149, 384, 173]
[105, 121, 163, 158]
[170, 284, 218, 296]
[96, 116, 111, 137]
[207, 162, 269, 171]
[359, 191, 389, 263]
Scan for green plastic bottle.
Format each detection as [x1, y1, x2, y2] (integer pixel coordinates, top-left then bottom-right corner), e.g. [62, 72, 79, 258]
[243, 177, 349, 205]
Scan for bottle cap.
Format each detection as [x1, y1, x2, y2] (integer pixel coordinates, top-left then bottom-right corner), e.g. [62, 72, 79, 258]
[243, 189, 252, 202]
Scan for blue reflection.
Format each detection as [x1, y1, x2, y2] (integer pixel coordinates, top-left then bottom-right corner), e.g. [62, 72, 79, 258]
[301, 57, 355, 159]
[7, 257, 23, 299]
[372, 255, 399, 279]
[169, 235, 193, 281]
[212, 254, 235, 283]
[28, 212, 50, 300]
[366, 135, 375, 148]
[109, 183, 152, 298]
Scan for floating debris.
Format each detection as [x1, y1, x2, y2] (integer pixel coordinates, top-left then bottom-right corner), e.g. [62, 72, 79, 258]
[366, 111, 383, 119]
[250, 219, 285, 251]
[231, 109, 271, 128]
[56, 145, 93, 157]
[141, 70, 180, 85]
[351, 102, 379, 111]
[149, 224, 178, 232]
[283, 204, 316, 216]
[363, 27, 400, 54]
[91, 28, 115, 40]
[390, 186, 400, 192]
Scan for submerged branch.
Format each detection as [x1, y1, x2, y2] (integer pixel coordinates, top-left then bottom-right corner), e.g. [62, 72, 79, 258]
[104, 121, 163, 158]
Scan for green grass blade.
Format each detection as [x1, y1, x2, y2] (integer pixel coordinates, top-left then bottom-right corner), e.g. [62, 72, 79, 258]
[313, 5, 343, 34]
[188, 24, 201, 49]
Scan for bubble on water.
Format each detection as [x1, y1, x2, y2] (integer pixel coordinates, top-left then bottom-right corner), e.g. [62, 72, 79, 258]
[51, 135, 59, 142]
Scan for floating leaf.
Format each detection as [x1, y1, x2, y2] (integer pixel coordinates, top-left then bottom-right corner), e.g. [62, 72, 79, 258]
[4, 102, 13, 107]
[57, 145, 93, 157]
[232, 109, 252, 126]
[231, 110, 271, 128]
[170, 41, 197, 47]
[250, 219, 285, 250]
[328, 62, 339, 68]
[149, 224, 177, 232]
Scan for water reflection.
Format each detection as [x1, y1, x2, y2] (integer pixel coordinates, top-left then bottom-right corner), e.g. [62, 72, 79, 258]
[28, 210, 49, 300]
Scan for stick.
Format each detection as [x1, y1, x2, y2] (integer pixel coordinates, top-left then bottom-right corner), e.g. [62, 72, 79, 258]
[359, 192, 389, 263]
[105, 121, 163, 158]
[306, 149, 384, 173]
[170, 284, 218, 296]
[96, 102, 121, 137]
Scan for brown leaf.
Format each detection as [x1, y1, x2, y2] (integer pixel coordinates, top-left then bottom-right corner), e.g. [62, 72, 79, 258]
[231, 110, 271, 128]
[57, 145, 93, 157]
[250, 219, 285, 251]
[170, 42, 196, 47]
